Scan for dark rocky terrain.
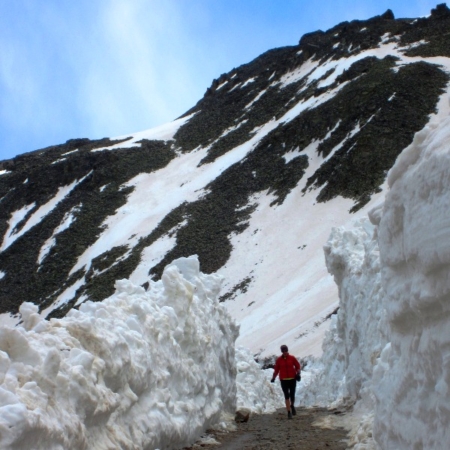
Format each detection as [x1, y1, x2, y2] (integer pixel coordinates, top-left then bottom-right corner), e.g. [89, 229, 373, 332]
[1, 4, 450, 321]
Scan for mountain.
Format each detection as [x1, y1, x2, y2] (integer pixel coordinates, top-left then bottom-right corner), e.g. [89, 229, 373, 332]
[1, 4, 450, 358]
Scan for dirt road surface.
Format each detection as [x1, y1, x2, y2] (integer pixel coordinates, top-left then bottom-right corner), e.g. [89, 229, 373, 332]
[189, 407, 350, 450]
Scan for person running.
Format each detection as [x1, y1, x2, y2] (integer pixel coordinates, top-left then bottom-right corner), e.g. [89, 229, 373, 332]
[271, 345, 301, 419]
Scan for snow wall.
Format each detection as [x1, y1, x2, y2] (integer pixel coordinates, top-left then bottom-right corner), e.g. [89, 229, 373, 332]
[300, 113, 450, 449]
[0, 256, 239, 450]
[235, 346, 283, 414]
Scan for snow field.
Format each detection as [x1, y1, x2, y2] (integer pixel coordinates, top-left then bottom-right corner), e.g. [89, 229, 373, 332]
[0, 256, 239, 450]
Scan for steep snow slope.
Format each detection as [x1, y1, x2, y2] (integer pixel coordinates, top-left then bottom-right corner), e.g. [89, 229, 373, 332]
[1, 6, 450, 359]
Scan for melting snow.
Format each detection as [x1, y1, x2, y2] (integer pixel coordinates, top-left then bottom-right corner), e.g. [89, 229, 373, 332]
[298, 84, 450, 449]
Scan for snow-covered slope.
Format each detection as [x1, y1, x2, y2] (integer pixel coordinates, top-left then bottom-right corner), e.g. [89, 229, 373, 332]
[299, 89, 450, 448]
[1, 6, 450, 361]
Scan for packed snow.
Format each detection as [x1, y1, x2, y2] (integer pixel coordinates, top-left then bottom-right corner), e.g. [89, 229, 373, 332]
[235, 346, 282, 414]
[0, 256, 240, 449]
[299, 92, 450, 448]
[0, 255, 288, 449]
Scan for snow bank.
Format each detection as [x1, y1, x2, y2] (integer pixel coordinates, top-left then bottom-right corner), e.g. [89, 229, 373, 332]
[0, 256, 238, 450]
[298, 219, 388, 410]
[235, 346, 283, 414]
[301, 111, 450, 448]
[372, 115, 450, 448]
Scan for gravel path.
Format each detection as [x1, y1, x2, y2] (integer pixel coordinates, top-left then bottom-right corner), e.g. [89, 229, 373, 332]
[190, 407, 350, 450]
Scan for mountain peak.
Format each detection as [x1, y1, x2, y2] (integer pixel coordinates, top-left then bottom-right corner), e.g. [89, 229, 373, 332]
[431, 2, 450, 17]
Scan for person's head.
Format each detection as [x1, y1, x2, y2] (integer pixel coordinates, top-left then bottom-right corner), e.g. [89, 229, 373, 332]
[280, 345, 288, 354]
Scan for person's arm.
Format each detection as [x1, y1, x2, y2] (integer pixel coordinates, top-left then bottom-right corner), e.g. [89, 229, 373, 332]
[293, 356, 301, 381]
[271, 360, 280, 382]
[294, 357, 301, 374]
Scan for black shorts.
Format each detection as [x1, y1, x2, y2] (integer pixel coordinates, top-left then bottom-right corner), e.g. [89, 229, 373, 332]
[280, 379, 296, 400]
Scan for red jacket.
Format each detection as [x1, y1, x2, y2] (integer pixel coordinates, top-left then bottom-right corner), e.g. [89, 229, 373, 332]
[273, 353, 301, 380]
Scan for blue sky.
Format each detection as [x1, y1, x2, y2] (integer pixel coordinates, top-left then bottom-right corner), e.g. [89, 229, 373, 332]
[0, 0, 441, 160]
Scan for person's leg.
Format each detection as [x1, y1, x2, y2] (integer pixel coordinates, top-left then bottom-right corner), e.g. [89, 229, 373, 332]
[290, 379, 297, 405]
[280, 380, 292, 417]
[290, 380, 297, 415]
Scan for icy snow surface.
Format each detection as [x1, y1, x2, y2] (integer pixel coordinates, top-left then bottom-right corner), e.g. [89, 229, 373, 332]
[298, 90, 450, 448]
[0, 256, 239, 450]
